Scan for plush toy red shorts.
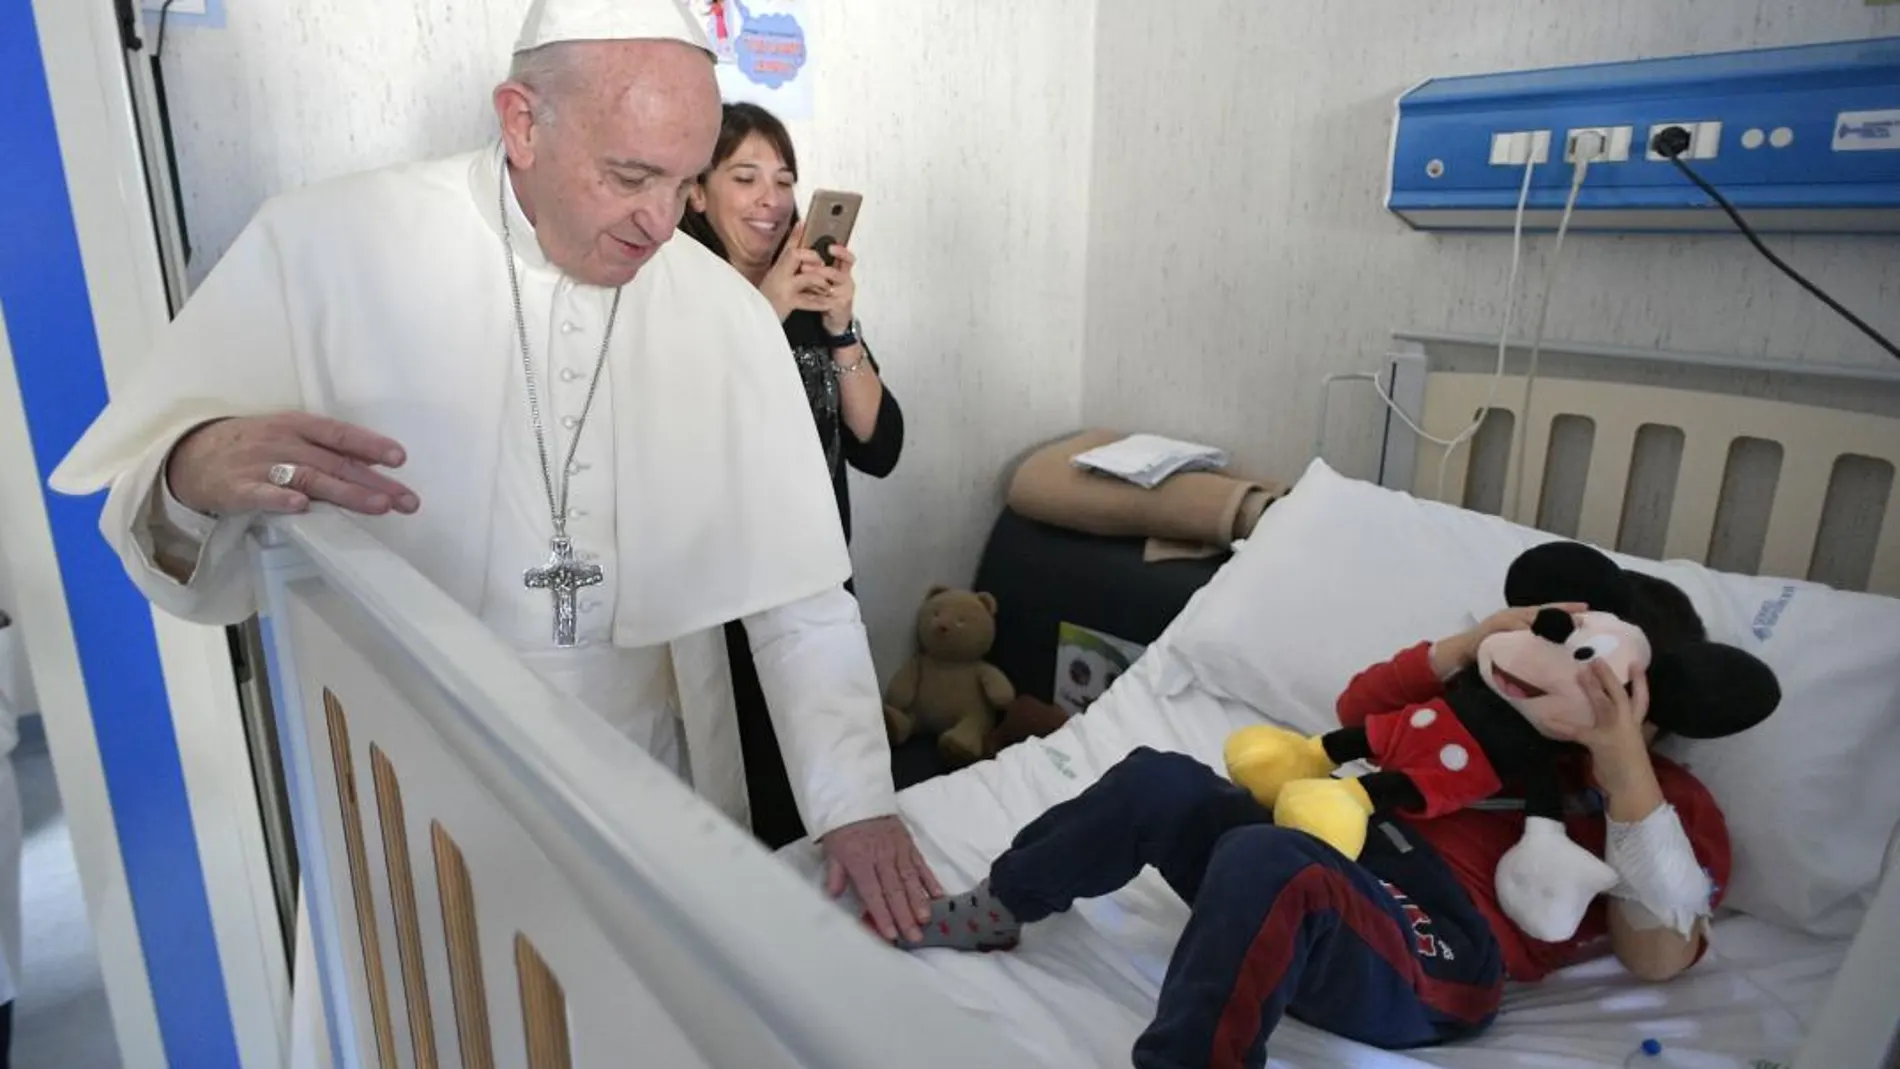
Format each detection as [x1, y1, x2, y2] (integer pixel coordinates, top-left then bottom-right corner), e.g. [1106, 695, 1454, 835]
[1363, 704, 1505, 819]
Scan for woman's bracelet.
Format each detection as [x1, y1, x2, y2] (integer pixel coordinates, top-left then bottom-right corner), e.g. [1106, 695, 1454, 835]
[834, 346, 869, 376]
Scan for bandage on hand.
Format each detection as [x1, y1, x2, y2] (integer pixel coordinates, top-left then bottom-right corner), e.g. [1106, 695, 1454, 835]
[1604, 802, 1712, 938]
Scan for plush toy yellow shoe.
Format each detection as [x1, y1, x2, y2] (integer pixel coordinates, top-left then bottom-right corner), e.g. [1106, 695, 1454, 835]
[1273, 778, 1374, 861]
[1224, 725, 1338, 806]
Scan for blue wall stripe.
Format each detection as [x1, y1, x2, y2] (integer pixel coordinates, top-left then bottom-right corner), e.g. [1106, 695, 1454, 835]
[0, 3, 242, 1065]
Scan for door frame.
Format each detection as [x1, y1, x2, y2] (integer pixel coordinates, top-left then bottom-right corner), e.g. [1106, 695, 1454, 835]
[1, 1, 290, 1065]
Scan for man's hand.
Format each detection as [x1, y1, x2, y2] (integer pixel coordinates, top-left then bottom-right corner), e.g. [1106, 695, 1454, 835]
[167, 413, 419, 517]
[820, 814, 942, 944]
[1429, 601, 1588, 678]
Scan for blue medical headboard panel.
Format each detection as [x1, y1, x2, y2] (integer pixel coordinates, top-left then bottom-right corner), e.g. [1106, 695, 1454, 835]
[1386, 37, 1900, 234]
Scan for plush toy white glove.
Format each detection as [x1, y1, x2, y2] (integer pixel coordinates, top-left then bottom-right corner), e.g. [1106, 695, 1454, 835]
[1495, 816, 1622, 943]
[1604, 803, 1712, 939]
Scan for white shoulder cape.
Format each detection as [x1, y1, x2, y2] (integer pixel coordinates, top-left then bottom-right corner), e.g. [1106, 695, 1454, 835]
[50, 145, 852, 647]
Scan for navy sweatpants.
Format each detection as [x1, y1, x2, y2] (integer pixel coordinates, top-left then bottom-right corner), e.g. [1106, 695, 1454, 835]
[989, 748, 1504, 1069]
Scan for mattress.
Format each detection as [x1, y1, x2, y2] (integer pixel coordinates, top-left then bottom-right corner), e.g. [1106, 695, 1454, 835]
[783, 642, 1846, 1069]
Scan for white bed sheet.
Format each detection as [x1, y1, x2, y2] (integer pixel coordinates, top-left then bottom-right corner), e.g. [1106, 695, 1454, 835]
[785, 643, 1846, 1069]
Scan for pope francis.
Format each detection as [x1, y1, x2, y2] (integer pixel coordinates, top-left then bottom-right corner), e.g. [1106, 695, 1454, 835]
[48, 0, 938, 1059]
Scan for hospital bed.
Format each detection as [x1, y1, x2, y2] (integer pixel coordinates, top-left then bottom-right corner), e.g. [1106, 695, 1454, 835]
[253, 335, 1900, 1068]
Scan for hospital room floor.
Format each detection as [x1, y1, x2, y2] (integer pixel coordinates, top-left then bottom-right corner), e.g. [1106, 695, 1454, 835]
[13, 721, 122, 1069]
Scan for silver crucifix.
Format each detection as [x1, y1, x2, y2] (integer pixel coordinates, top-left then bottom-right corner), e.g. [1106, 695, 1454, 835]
[523, 535, 604, 647]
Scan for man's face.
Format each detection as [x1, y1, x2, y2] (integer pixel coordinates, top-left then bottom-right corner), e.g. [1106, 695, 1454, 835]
[505, 41, 721, 288]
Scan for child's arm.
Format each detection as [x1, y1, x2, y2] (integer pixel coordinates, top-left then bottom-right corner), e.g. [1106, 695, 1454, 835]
[1337, 605, 1587, 727]
[1336, 643, 1445, 727]
[1581, 663, 1727, 982]
[1597, 749, 1719, 981]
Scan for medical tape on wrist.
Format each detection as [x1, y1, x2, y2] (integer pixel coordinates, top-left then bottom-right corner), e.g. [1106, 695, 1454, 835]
[1604, 803, 1711, 938]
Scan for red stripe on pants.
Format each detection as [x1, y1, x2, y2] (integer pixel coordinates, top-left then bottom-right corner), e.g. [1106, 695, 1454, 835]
[1209, 865, 1502, 1069]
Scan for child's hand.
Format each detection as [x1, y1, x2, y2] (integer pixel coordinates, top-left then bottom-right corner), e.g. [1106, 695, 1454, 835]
[1429, 602, 1588, 679]
[1570, 657, 1651, 756]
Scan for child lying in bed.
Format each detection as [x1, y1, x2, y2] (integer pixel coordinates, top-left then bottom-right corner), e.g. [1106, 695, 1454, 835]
[896, 577, 1732, 1069]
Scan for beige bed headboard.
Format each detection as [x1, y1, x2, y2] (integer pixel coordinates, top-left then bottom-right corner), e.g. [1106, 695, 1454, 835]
[1391, 334, 1900, 598]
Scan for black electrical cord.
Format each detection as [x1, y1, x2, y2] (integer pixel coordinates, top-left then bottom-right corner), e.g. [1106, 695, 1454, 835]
[155, 0, 178, 56]
[148, 0, 194, 266]
[1649, 126, 1899, 362]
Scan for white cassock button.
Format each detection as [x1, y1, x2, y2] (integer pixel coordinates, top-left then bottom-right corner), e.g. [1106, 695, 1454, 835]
[567, 507, 586, 520]
[561, 415, 578, 430]
[566, 459, 582, 476]
[1411, 708, 1438, 729]
[581, 599, 600, 613]
[1439, 744, 1470, 772]
[560, 321, 579, 334]
[560, 367, 580, 382]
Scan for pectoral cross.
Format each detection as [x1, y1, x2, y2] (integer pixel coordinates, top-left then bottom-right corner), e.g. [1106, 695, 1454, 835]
[524, 535, 604, 648]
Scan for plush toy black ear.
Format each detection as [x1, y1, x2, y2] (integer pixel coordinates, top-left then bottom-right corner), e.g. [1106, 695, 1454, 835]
[1503, 541, 1633, 617]
[1646, 643, 1781, 740]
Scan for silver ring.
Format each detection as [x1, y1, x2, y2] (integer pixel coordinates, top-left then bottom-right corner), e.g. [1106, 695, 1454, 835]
[267, 463, 299, 488]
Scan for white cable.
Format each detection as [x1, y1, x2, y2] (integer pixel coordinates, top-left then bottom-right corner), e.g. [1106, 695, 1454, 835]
[1363, 138, 1600, 508]
[1506, 143, 1595, 520]
[1427, 156, 1538, 502]
[1367, 158, 1532, 456]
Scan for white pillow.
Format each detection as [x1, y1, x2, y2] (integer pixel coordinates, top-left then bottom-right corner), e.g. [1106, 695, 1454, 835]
[1164, 457, 1900, 938]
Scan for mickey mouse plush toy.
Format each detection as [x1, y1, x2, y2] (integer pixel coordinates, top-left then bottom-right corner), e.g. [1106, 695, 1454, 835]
[1226, 540, 1781, 942]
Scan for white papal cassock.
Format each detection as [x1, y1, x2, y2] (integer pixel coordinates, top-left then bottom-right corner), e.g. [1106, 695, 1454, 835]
[48, 144, 897, 1064]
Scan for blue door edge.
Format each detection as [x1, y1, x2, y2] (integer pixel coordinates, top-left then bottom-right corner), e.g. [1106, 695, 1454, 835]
[0, 1, 244, 1065]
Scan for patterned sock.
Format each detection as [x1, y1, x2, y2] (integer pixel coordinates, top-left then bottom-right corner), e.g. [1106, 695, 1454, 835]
[890, 880, 1022, 952]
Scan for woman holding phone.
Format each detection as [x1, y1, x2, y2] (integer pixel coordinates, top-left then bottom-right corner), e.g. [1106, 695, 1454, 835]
[682, 102, 906, 848]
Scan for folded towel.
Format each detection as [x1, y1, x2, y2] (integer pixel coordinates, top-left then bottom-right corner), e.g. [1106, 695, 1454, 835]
[1007, 430, 1285, 557]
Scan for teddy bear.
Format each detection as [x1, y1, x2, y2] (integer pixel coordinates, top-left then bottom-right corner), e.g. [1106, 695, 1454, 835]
[1224, 540, 1780, 942]
[884, 585, 1018, 768]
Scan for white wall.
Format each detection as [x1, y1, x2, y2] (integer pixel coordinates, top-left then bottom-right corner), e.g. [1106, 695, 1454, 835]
[1081, 0, 1900, 482]
[149, 0, 1900, 667]
[158, 0, 1094, 675]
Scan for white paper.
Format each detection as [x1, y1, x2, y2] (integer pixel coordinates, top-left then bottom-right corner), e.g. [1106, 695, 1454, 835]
[1071, 433, 1228, 489]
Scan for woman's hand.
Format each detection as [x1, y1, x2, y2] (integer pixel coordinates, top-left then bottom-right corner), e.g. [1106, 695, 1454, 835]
[1429, 602, 1588, 679]
[758, 221, 831, 322]
[811, 244, 858, 337]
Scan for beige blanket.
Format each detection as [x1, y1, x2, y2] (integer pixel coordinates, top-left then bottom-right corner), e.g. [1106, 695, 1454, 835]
[1006, 430, 1286, 561]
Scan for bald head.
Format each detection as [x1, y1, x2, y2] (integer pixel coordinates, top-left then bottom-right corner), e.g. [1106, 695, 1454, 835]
[494, 39, 721, 286]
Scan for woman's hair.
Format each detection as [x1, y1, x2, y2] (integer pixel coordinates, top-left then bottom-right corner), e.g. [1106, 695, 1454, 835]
[680, 102, 830, 347]
[679, 102, 801, 265]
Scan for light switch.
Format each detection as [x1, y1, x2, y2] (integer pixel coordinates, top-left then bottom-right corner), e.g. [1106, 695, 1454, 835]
[1693, 121, 1723, 160]
[1490, 132, 1534, 166]
[1529, 130, 1552, 164]
[1608, 126, 1634, 162]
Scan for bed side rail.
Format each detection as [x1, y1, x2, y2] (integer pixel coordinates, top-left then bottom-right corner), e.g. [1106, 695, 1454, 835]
[249, 509, 1037, 1069]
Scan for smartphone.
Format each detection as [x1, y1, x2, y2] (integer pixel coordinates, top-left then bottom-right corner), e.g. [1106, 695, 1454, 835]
[804, 189, 862, 265]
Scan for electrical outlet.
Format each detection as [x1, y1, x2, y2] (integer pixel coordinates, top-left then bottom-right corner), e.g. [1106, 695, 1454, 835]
[1648, 121, 1723, 161]
[1529, 130, 1552, 164]
[1565, 126, 1633, 162]
[140, 0, 209, 14]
